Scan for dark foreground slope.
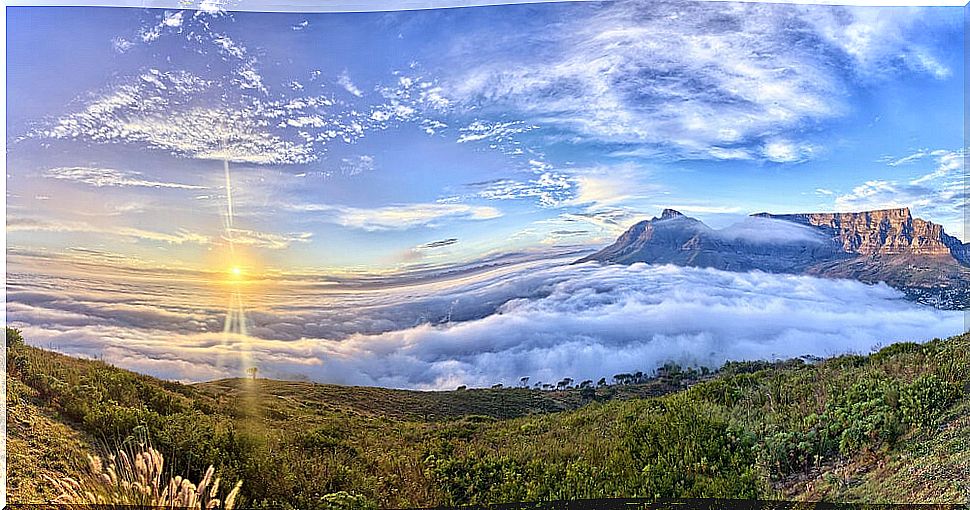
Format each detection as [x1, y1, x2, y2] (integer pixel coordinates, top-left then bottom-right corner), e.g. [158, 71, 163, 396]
[7, 328, 970, 508]
[577, 208, 970, 309]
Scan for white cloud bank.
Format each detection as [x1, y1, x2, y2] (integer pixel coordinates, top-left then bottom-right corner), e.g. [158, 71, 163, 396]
[8, 257, 964, 389]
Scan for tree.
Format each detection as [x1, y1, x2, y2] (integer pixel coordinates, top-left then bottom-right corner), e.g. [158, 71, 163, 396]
[246, 367, 258, 380]
[6, 327, 24, 349]
[491, 383, 503, 389]
[597, 377, 607, 387]
[519, 376, 530, 388]
[613, 373, 632, 385]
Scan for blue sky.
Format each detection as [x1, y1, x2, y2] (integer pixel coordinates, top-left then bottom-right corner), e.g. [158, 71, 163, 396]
[6, 1, 966, 273]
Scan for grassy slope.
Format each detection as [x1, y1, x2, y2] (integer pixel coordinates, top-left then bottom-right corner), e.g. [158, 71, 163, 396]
[7, 329, 970, 507]
[780, 397, 970, 503]
[7, 376, 90, 502]
[197, 377, 681, 422]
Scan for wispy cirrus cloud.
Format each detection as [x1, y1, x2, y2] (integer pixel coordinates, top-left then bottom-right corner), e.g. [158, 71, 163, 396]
[440, 1, 953, 163]
[289, 201, 502, 231]
[224, 228, 313, 250]
[7, 217, 211, 245]
[44, 166, 206, 190]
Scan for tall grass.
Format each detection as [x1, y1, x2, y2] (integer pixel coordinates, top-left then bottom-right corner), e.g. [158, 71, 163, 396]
[44, 444, 242, 509]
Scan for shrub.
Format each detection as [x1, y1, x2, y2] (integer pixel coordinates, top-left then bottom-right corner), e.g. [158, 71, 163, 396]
[318, 491, 377, 510]
[6, 327, 25, 349]
[626, 395, 760, 499]
[900, 374, 958, 427]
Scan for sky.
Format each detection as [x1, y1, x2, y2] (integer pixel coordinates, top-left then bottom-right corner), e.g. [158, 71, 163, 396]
[4, 1, 968, 387]
[6, 1, 966, 274]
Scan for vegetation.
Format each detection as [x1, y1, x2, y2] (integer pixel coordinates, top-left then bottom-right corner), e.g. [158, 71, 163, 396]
[7, 327, 970, 508]
[44, 444, 241, 509]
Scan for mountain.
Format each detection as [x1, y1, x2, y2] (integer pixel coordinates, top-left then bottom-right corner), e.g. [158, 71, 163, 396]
[577, 207, 970, 309]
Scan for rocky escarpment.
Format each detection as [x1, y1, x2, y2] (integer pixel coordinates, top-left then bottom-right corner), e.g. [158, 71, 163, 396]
[752, 208, 960, 258]
[578, 207, 970, 309]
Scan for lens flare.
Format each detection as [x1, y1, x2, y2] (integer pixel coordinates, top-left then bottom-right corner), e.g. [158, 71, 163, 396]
[218, 158, 257, 396]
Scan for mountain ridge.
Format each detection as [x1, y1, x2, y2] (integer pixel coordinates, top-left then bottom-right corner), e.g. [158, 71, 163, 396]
[577, 207, 970, 309]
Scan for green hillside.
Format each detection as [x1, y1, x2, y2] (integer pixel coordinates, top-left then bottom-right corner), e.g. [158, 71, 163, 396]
[7, 327, 970, 508]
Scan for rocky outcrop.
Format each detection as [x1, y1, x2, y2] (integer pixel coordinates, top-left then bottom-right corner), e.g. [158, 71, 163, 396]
[752, 208, 956, 257]
[578, 207, 970, 309]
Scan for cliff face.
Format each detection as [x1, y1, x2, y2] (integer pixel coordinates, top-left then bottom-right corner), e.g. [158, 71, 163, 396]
[578, 207, 970, 309]
[753, 208, 956, 257]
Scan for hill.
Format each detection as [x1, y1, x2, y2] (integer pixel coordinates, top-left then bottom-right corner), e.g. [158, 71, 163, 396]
[7, 327, 970, 508]
[196, 377, 680, 422]
[576, 208, 970, 309]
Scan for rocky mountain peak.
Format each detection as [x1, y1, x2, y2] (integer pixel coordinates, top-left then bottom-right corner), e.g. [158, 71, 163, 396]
[577, 206, 970, 309]
[659, 209, 684, 220]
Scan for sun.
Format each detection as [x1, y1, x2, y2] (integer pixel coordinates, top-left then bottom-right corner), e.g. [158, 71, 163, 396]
[226, 266, 246, 282]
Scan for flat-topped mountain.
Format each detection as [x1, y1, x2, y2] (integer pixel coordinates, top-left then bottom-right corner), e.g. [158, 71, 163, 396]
[577, 207, 970, 309]
[753, 208, 969, 262]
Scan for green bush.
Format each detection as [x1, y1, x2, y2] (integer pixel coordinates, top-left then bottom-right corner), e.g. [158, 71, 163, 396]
[900, 374, 959, 427]
[626, 395, 760, 499]
[318, 491, 377, 510]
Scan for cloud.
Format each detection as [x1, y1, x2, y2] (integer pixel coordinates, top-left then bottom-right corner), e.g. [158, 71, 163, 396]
[761, 140, 818, 164]
[473, 173, 573, 207]
[834, 148, 965, 238]
[715, 217, 828, 245]
[416, 238, 459, 250]
[290, 202, 503, 231]
[224, 228, 312, 250]
[457, 120, 536, 145]
[7, 217, 211, 245]
[801, 7, 954, 80]
[26, 16, 455, 166]
[8, 257, 963, 389]
[441, 1, 953, 162]
[337, 70, 364, 97]
[882, 148, 949, 167]
[33, 68, 315, 165]
[340, 155, 376, 176]
[44, 167, 206, 190]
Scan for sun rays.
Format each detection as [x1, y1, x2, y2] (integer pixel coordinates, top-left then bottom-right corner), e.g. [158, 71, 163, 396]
[218, 158, 258, 392]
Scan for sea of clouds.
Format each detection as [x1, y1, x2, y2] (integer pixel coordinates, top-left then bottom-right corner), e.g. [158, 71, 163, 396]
[7, 257, 966, 389]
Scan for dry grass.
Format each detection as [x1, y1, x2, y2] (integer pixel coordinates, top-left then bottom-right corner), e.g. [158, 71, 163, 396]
[44, 445, 242, 509]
